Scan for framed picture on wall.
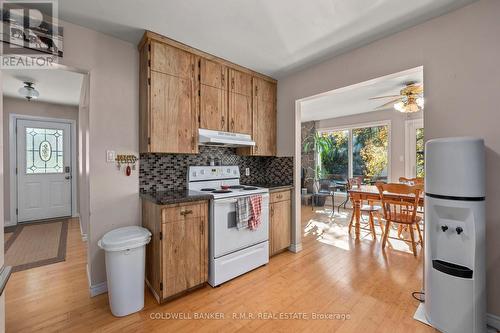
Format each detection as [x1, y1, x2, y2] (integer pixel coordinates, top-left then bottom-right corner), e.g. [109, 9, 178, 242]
[1, 1, 63, 58]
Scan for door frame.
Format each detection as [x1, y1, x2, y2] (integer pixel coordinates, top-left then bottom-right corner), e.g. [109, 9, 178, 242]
[8, 114, 78, 225]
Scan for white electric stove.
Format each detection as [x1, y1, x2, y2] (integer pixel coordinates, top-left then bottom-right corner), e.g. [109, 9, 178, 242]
[188, 166, 269, 287]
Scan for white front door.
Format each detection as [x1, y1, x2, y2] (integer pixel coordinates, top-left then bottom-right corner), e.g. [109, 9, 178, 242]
[16, 119, 72, 222]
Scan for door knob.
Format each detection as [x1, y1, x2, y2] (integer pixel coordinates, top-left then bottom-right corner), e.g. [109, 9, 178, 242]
[441, 225, 448, 232]
[65, 176, 71, 180]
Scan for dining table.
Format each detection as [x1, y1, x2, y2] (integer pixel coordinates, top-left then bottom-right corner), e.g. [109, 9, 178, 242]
[348, 185, 424, 238]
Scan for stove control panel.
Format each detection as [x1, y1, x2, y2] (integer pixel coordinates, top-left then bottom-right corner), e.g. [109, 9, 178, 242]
[188, 166, 240, 181]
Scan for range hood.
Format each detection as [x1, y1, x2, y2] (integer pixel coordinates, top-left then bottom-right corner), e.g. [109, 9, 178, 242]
[198, 128, 255, 147]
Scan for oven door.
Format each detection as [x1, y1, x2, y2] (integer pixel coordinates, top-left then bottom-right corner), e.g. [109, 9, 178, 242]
[212, 193, 269, 258]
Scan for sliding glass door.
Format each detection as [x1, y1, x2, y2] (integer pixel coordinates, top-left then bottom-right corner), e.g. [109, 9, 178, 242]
[319, 130, 349, 181]
[319, 122, 390, 185]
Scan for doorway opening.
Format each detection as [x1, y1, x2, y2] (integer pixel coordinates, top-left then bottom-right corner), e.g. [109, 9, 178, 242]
[295, 66, 425, 255]
[2, 66, 90, 274]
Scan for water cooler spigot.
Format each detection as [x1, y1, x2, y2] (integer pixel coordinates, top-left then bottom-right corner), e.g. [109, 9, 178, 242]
[456, 227, 463, 235]
[441, 225, 448, 232]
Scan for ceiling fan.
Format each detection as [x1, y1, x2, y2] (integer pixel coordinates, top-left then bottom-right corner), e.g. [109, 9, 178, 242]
[370, 82, 424, 113]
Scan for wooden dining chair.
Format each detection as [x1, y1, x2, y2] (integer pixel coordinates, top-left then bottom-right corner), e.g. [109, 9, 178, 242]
[397, 178, 425, 238]
[376, 183, 422, 256]
[347, 177, 383, 238]
[398, 177, 424, 186]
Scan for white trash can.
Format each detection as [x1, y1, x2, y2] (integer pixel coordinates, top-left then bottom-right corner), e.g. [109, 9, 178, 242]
[98, 226, 151, 317]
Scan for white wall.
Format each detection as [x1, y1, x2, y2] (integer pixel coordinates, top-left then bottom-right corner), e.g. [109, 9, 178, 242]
[2, 97, 79, 224]
[314, 110, 422, 182]
[0, 71, 5, 332]
[278, 0, 500, 316]
[57, 21, 139, 288]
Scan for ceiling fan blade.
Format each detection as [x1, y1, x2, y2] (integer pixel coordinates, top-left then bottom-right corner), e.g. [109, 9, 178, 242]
[369, 95, 402, 100]
[374, 97, 404, 109]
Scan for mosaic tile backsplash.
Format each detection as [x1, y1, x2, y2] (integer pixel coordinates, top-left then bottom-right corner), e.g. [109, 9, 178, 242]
[140, 146, 294, 193]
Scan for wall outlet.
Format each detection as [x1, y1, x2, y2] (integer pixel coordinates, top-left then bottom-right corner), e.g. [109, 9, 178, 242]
[245, 168, 250, 176]
[106, 150, 116, 163]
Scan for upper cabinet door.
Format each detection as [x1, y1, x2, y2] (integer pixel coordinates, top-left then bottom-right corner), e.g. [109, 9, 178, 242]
[252, 78, 277, 156]
[151, 41, 193, 79]
[200, 84, 227, 131]
[200, 58, 227, 89]
[229, 69, 252, 96]
[199, 58, 228, 131]
[230, 93, 252, 135]
[150, 70, 197, 153]
[228, 69, 252, 135]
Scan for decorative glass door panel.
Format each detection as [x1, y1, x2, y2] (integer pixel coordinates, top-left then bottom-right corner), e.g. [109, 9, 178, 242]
[25, 128, 64, 174]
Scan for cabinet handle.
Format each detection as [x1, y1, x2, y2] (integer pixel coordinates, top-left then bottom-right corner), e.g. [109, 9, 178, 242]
[231, 119, 234, 131]
[221, 73, 225, 86]
[231, 78, 235, 90]
[180, 209, 193, 216]
[221, 116, 225, 129]
[270, 207, 274, 217]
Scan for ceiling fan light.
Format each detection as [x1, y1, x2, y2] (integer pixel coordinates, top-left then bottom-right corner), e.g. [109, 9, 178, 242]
[394, 102, 405, 112]
[407, 103, 420, 113]
[416, 97, 424, 108]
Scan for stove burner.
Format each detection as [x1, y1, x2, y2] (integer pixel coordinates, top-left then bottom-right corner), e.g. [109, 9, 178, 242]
[200, 188, 216, 191]
[229, 185, 245, 189]
[212, 189, 232, 194]
[243, 186, 258, 190]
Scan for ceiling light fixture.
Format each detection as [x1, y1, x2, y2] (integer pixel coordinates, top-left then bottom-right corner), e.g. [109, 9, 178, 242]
[18, 81, 39, 101]
[394, 96, 424, 113]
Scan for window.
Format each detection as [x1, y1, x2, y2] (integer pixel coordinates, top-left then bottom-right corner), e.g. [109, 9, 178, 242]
[416, 127, 424, 178]
[352, 125, 389, 183]
[405, 119, 424, 178]
[318, 122, 390, 185]
[26, 127, 64, 174]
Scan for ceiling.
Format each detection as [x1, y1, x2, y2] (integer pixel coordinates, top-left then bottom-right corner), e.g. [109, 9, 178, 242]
[2, 69, 83, 106]
[301, 67, 423, 122]
[58, 0, 475, 78]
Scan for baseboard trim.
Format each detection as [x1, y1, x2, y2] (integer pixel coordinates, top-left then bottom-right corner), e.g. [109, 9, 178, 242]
[487, 313, 500, 330]
[288, 243, 302, 253]
[90, 281, 107, 297]
[87, 264, 107, 297]
[81, 233, 88, 241]
[4, 220, 16, 227]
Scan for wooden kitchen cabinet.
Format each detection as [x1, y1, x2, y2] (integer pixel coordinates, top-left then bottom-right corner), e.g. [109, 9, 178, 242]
[139, 40, 198, 154]
[150, 70, 197, 153]
[252, 77, 277, 156]
[142, 199, 208, 303]
[228, 69, 253, 135]
[199, 58, 228, 131]
[269, 189, 292, 256]
[139, 31, 278, 154]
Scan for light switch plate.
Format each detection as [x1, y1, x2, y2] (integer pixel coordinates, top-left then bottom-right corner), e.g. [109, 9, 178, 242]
[245, 168, 250, 176]
[106, 150, 116, 163]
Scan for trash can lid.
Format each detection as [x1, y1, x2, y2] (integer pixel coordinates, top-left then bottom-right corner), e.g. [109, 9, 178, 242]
[98, 226, 152, 252]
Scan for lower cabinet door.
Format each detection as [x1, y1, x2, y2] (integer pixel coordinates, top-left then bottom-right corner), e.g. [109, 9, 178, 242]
[270, 199, 291, 256]
[161, 216, 207, 299]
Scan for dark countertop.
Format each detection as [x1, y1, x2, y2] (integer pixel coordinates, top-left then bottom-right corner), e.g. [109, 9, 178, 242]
[140, 190, 213, 205]
[246, 184, 294, 192]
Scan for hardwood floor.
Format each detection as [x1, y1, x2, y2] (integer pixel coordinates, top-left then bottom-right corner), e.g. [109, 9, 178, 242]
[5, 209, 436, 332]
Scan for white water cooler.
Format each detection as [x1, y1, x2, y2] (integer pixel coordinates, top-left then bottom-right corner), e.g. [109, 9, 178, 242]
[424, 137, 486, 333]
